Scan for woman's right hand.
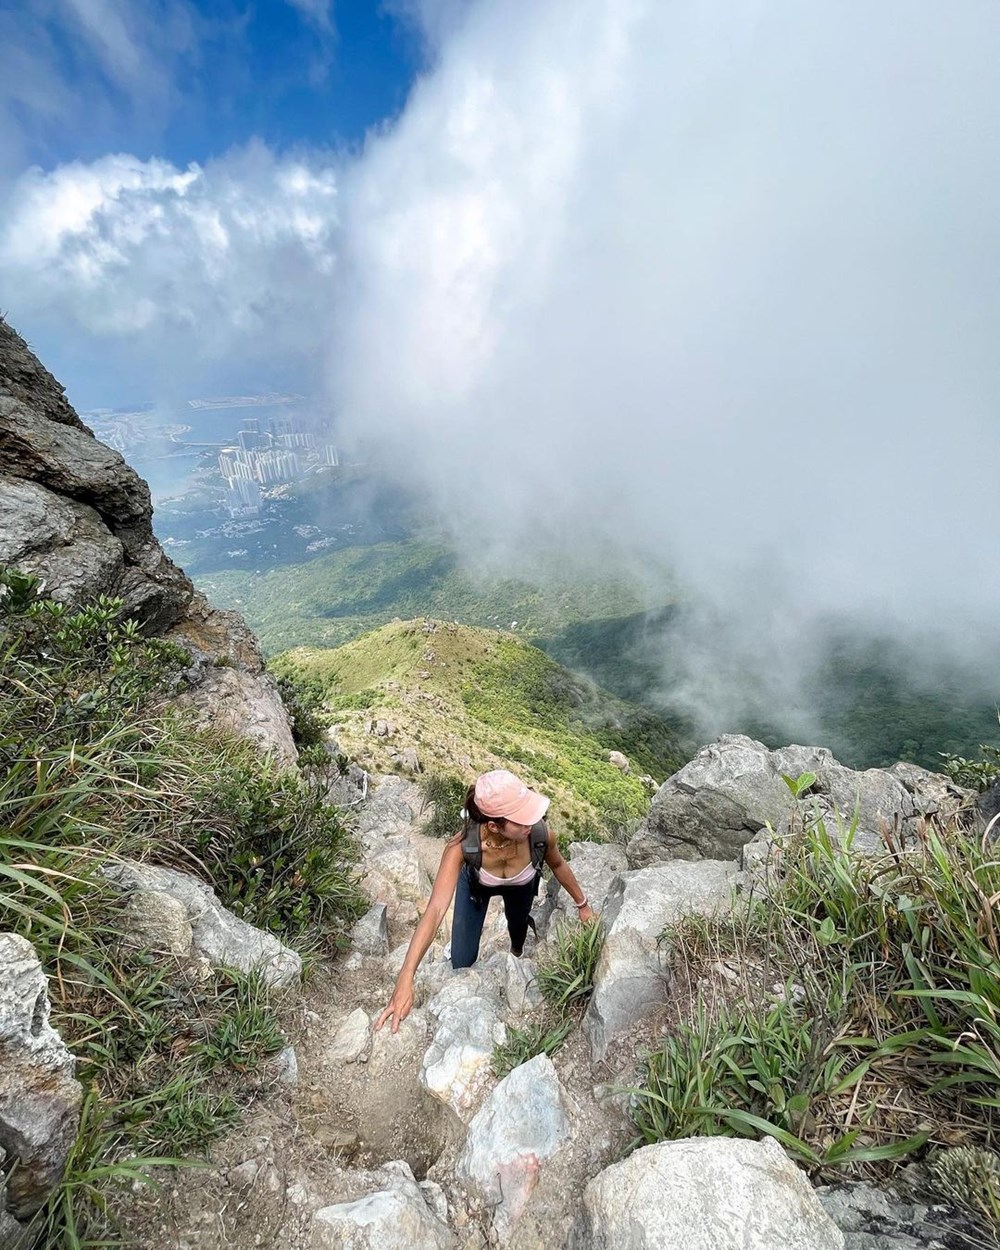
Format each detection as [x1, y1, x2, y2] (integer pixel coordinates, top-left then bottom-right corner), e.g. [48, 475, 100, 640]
[375, 976, 414, 1034]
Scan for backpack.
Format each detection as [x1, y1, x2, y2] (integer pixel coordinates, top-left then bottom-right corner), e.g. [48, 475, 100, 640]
[461, 819, 549, 889]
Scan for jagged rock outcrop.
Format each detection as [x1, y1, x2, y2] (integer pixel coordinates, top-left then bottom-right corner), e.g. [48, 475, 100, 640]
[573, 1136, 844, 1249]
[0, 934, 84, 1223]
[0, 318, 295, 762]
[0, 319, 192, 632]
[628, 734, 972, 867]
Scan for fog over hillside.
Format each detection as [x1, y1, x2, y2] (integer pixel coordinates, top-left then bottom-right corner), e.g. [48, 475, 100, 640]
[3, 0, 1000, 739]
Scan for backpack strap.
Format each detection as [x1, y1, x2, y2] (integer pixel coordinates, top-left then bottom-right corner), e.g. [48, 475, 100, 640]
[461, 820, 483, 879]
[530, 820, 550, 870]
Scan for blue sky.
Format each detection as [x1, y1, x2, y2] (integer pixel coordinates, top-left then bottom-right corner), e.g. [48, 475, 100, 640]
[2, 0, 422, 175]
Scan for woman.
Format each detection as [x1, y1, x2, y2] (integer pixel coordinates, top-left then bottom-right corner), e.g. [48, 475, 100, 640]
[376, 769, 595, 1033]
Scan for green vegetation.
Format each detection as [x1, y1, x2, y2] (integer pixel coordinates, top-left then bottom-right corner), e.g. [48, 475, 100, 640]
[273, 618, 685, 835]
[536, 920, 606, 1015]
[490, 921, 604, 1077]
[418, 772, 469, 838]
[940, 739, 1000, 792]
[492, 1017, 573, 1079]
[200, 527, 1000, 773]
[0, 568, 362, 1245]
[199, 539, 660, 655]
[630, 800, 1000, 1187]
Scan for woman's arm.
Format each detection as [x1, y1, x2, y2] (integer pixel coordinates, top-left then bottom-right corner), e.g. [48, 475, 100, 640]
[375, 836, 465, 1033]
[544, 830, 596, 923]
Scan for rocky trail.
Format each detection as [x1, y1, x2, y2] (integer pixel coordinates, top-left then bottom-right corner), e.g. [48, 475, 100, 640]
[113, 755, 983, 1250]
[125, 773, 643, 1249]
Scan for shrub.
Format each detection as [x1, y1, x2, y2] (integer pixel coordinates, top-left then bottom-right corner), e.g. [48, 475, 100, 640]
[419, 773, 467, 838]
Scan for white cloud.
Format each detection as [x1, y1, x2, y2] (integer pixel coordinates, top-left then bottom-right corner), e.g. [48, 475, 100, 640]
[1, 144, 340, 392]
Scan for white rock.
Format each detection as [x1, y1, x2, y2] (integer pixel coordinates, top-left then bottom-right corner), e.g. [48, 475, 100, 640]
[420, 975, 506, 1122]
[329, 1008, 372, 1064]
[122, 888, 193, 957]
[352, 903, 390, 956]
[363, 836, 432, 908]
[102, 860, 302, 987]
[456, 1053, 571, 1243]
[584, 860, 738, 1061]
[574, 1136, 844, 1249]
[172, 665, 297, 766]
[544, 842, 627, 932]
[0, 934, 83, 1219]
[310, 1160, 455, 1249]
[499, 953, 543, 1015]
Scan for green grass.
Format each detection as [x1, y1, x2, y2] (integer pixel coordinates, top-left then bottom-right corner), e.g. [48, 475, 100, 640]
[536, 920, 606, 1015]
[492, 1017, 573, 1079]
[629, 806, 1000, 1185]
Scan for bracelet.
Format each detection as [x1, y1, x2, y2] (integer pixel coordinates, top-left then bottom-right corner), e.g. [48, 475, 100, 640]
[574, 896, 589, 909]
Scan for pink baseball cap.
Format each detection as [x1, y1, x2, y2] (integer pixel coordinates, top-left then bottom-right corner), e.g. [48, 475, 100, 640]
[474, 769, 550, 825]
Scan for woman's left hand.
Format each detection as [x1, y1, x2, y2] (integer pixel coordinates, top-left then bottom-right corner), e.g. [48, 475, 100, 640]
[578, 903, 596, 924]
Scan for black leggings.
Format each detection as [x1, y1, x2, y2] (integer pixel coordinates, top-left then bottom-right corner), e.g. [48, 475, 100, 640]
[451, 864, 538, 968]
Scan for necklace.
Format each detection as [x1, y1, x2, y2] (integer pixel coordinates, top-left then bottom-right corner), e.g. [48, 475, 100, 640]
[482, 833, 509, 852]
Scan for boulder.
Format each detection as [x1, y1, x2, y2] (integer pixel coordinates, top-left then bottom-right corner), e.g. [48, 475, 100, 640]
[608, 751, 630, 773]
[573, 1136, 844, 1249]
[362, 837, 432, 911]
[352, 904, 390, 957]
[455, 1053, 571, 1243]
[0, 934, 83, 1220]
[355, 775, 425, 847]
[817, 1180, 977, 1250]
[103, 861, 301, 987]
[121, 888, 193, 958]
[310, 1159, 455, 1249]
[420, 974, 506, 1123]
[628, 735, 966, 868]
[584, 860, 738, 1061]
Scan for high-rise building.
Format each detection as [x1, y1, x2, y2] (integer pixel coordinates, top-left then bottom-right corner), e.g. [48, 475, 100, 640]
[225, 476, 261, 516]
[323, 444, 340, 466]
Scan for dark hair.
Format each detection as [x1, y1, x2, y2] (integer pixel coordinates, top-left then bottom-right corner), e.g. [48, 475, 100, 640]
[464, 784, 507, 830]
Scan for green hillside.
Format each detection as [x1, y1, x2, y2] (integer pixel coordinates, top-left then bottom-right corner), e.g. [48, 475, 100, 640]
[196, 539, 667, 654]
[273, 619, 689, 837]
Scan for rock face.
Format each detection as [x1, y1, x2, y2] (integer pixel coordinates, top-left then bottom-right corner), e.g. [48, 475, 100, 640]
[0, 934, 84, 1221]
[542, 841, 627, 936]
[0, 320, 296, 763]
[103, 860, 302, 987]
[584, 859, 739, 1061]
[574, 1136, 844, 1250]
[456, 1053, 571, 1242]
[0, 318, 192, 632]
[628, 734, 971, 867]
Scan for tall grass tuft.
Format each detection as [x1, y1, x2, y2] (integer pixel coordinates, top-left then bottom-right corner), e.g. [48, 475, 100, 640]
[630, 807, 1000, 1181]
